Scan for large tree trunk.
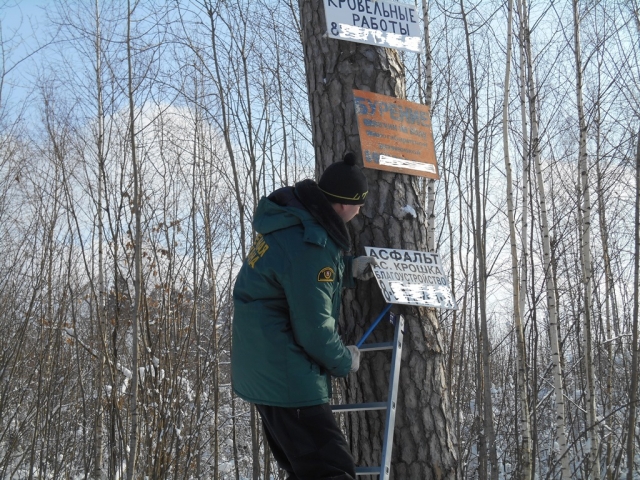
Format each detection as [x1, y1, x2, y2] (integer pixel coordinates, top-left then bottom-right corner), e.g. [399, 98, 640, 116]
[298, 1, 458, 478]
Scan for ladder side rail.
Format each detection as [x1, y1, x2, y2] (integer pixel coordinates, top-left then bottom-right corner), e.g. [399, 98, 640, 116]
[379, 315, 404, 480]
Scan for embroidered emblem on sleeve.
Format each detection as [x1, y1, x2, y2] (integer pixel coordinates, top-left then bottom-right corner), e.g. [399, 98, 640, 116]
[247, 233, 269, 268]
[318, 267, 335, 282]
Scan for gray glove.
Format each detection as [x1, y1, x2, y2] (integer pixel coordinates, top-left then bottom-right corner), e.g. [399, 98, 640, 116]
[352, 256, 378, 281]
[346, 345, 360, 373]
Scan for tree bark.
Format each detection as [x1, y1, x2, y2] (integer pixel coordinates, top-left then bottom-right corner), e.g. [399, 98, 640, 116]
[298, 1, 458, 477]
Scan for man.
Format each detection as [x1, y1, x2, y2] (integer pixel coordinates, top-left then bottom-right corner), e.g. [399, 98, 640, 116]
[231, 152, 377, 479]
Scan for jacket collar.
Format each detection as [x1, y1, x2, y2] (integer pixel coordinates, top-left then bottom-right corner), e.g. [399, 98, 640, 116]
[267, 180, 351, 251]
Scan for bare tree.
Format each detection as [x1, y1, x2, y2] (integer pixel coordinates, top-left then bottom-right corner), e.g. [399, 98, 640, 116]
[458, 2, 499, 478]
[571, 1, 599, 476]
[520, 0, 571, 477]
[421, 0, 436, 251]
[502, 1, 532, 477]
[125, 0, 142, 476]
[628, 127, 640, 480]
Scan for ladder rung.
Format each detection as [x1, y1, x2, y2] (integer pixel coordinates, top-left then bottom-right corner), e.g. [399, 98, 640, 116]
[359, 342, 393, 351]
[356, 466, 381, 475]
[331, 402, 387, 413]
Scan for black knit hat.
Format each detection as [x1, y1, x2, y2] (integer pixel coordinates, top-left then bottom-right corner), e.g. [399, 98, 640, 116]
[318, 152, 369, 205]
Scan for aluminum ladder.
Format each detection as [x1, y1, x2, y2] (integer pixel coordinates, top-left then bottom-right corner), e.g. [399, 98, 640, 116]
[332, 308, 404, 479]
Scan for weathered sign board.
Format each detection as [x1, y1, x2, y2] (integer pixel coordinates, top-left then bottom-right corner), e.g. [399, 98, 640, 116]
[366, 246, 457, 310]
[354, 90, 439, 179]
[323, 0, 423, 53]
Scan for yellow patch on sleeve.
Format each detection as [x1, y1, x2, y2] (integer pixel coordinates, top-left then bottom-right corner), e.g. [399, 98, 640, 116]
[247, 233, 269, 268]
[317, 267, 335, 282]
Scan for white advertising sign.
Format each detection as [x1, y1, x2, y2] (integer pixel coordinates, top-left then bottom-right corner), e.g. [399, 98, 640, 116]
[366, 246, 458, 310]
[324, 0, 423, 54]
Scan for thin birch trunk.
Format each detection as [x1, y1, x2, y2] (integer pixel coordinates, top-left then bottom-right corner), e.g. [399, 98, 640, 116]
[202, 7, 254, 475]
[522, 0, 571, 475]
[627, 127, 640, 480]
[572, 2, 599, 476]
[93, 0, 105, 477]
[516, 1, 535, 472]
[204, 1, 247, 258]
[421, 0, 436, 251]
[191, 100, 203, 479]
[516, 0, 529, 347]
[28, 146, 61, 480]
[274, 33, 290, 187]
[443, 107, 458, 388]
[229, 249, 240, 480]
[473, 280, 487, 480]
[125, 1, 141, 476]
[625, 9, 640, 480]
[502, 1, 532, 477]
[460, 2, 498, 477]
[202, 151, 220, 480]
[596, 118, 617, 480]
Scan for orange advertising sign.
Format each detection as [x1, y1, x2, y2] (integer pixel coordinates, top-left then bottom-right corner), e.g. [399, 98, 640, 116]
[353, 90, 438, 179]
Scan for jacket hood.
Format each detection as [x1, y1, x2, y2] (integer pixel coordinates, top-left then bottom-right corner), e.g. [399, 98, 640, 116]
[252, 180, 351, 251]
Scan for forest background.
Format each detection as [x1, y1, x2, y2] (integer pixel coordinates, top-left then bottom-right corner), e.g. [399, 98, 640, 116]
[0, 0, 639, 479]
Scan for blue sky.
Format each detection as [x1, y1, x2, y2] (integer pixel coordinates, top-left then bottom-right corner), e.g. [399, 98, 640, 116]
[2, 0, 47, 19]
[2, 0, 48, 40]
[1, 1, 55, 112]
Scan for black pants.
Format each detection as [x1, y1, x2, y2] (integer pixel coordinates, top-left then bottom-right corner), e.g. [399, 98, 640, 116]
[255, 403, 356, 480]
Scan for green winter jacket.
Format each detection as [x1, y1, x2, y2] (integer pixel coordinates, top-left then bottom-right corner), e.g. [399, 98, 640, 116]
[231, 180, 355, 407]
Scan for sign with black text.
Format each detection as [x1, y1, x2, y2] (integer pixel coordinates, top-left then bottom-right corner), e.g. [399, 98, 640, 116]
[323, 0, 423, 53]
[366, 246, 457, 310]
